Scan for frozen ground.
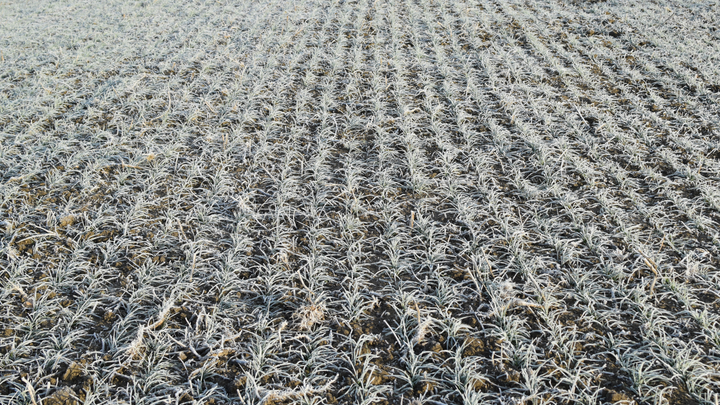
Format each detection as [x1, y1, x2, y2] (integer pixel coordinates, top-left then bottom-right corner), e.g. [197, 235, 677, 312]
[1, 0, 720, 403]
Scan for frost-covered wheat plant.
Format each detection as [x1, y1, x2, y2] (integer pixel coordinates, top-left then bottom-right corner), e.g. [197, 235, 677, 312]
[1, 0, 719, 403]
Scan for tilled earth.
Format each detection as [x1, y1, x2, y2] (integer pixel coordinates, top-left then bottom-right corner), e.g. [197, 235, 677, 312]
[1, 0, 719, 404]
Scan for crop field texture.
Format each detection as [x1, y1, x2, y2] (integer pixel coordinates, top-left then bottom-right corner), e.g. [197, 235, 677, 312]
[1, 0, 720, 403]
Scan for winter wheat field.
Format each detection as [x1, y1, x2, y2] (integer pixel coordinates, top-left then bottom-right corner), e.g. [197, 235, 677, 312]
[1, 0, 720, 404]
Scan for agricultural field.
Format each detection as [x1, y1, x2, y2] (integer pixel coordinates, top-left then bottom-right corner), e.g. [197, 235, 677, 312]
[1, 0, 720, 403]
